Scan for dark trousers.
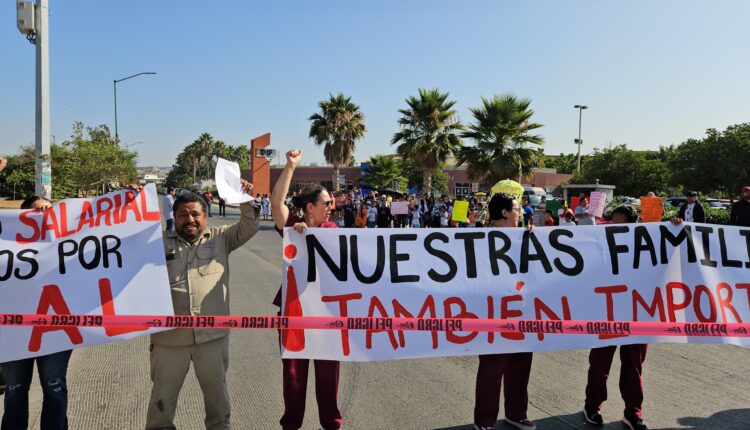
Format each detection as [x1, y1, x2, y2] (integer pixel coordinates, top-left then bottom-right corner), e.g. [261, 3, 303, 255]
[585, 344, 648, 421]
[218, 203, 226, 217]
[1, 350, 72, 430]
[165, 219, 174, 231]
[474, 352, 533, 427]
[280, 358, 341, 430]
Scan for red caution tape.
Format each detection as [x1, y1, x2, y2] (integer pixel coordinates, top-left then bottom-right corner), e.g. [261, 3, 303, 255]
[1, 314, 749, 337]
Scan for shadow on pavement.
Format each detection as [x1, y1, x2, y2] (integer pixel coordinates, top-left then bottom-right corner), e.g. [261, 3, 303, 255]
[434, 409, 750, 429]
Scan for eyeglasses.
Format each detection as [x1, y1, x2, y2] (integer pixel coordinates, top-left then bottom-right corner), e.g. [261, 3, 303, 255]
[318, 200, 333, 207]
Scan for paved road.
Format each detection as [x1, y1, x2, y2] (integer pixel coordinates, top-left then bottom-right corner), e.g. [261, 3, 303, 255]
[3, 207, 749, 429]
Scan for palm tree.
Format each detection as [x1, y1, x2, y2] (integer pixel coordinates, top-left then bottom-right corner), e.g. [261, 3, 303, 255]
[457, 94, 544, 186]
[308, 93, 366, 191]
[391, 88, 463, 195]
[193, 133, 216, 180]
[360, 154, 407, 192]
[179, 141, 202, 185]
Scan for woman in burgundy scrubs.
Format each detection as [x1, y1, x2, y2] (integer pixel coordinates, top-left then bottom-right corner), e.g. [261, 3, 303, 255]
[270, 149, 342, 430]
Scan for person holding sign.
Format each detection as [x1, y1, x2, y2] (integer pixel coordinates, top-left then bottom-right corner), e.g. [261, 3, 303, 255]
[145, 184, 259, 430]
[1, 196, 73, 430]
[582, 205, 649, 430]
[474, 193, 536, 430]
[575, 197, 596, 225]
[270, 149, 343, 430]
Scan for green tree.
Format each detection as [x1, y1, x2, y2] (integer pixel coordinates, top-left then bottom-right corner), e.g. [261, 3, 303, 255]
[360, 154, 407, 192]
[61, 122, 138, 196]
[457, 94, 544, 184]
[664, 123, 750, 197]
[571, 144, 671, 196]
[309, 93, 366, 191]
[391, 88, 463, 195]
[399, 156, 448, 195]
[543, 153, 579, 174]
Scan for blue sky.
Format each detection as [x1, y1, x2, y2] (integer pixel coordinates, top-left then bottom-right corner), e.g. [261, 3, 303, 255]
[2, 1, 749, 167]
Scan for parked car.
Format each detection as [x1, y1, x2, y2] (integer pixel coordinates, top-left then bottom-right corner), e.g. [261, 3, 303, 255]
[666, 196, 687, 208]
[523, 187, 546, 207]
[706, 199, 728, 210]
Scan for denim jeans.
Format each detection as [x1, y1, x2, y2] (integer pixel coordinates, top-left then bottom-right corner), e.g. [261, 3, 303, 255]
[1, 349, 72, 430]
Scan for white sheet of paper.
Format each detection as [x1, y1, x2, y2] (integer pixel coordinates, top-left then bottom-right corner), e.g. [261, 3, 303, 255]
[215, 158, 252, 204]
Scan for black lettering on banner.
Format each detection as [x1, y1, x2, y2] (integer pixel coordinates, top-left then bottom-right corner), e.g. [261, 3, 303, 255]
[350, 235, 385, 284]
[740, 230, 750, 268]
[14, 249, 39, 280]
[424, 232, 457, 283]
[694, 226, 718, 268]
[78, 236, 102, 270]
[102, 235, 123, 269]
[548, 230, 584, 276]
[520, 231, 552, 274]
[659, 225, 696, 264]
[633, 226, 657, 269]
[306, 235, 348, 282]
[389, 234, 419, 283]
[488, 230, 517, 275]
[605, 225, 630, 275]
[57, 239, 77, 274]
[718, 228, 742, 268]
[454, 232, 485, 279]
[0, 250, 12, 281]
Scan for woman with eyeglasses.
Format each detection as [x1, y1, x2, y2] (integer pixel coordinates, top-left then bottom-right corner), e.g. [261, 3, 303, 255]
[474, 193, 537, 430]
[270, 149, 342, 430]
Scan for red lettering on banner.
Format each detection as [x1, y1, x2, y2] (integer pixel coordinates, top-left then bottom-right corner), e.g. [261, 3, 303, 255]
[321, 293, 363, 356]
[28, 285, 84, 352]
[140, 189, 161, 221]
[56, 203, 75, 238]
[99, 278, 147, 336]
[443, 297, 478, 344]
[716, 283, 743, 323]
[533, 296, 571, 341]
[500, 295, 524, 340]
[667, 282, 692, 322]
[365, 296, 398, 350]
[119, 191, 142, 223]
[632, 288, 666, 322]
[736, 284, 750, 312]
[282, 266, 305, 352]
[95, 197, 114, 227]
[16, 210, 41, 243]
[594, 285, 628, 339]
[693, 285, 717, 322]
[392, 295, 438, 349]
[40, 208, 62, 241]
[77, 201, 96, 231]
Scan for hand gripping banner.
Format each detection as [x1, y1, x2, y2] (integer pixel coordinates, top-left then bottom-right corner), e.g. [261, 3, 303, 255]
[281, 224, 750, 361]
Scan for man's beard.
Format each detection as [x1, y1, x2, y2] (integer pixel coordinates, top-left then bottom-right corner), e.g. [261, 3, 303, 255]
[177, 221, 203, 242]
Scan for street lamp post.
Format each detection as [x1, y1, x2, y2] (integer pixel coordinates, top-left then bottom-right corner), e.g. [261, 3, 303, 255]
[114, 72, 156, 140]
[574, 105, 588, 173]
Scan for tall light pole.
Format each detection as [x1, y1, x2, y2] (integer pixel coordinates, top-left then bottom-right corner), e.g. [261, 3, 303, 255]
[17, 0, 52, 198]
[114, 72, 156, 140]
[574, 105, 588, 173]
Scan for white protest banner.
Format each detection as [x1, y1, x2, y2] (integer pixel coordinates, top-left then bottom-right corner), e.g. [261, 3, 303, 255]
[0, 184, 174, 362]
[281, 223, 750, 361]
[215, 157, 253, 204]
[390, 201, 409, 215]
[587, 191, 607, 218]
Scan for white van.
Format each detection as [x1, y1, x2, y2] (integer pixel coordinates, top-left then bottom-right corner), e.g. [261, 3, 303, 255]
[522, 187, 546, 206]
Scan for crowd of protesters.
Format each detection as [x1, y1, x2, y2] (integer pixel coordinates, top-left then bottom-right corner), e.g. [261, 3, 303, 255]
[2, 151, 750, 430]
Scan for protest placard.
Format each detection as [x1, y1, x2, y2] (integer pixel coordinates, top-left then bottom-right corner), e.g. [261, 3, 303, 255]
[451, 200, 469, 222]
[570, 196, 580, 210]
[640, 196, 665, 222]
[0, 184, 174, 362]
[281, 224, 750, 361]
[390, 201, 409, 215]
[587, 191, 607, 218]
[546, 200, 562, 220]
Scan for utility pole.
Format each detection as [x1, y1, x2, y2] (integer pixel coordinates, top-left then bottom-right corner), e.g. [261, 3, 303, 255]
[574, 105, 588, 173]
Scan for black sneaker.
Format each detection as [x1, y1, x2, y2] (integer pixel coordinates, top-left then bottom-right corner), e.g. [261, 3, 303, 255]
[622, 417, 648, 430]
[582, 407, 604, 425]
